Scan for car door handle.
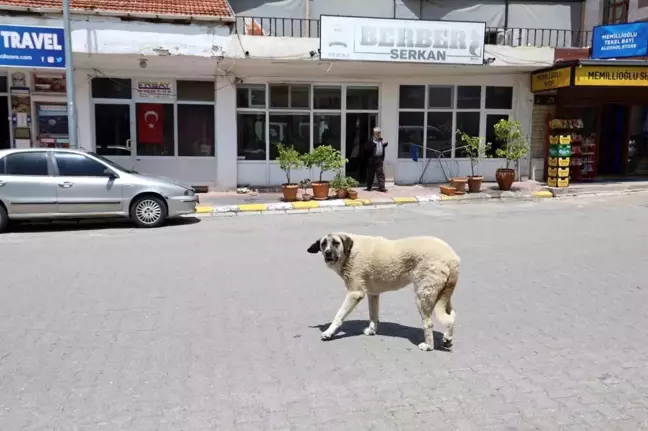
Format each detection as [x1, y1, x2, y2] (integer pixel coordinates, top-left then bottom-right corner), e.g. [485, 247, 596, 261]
[58, 182, 73, 188]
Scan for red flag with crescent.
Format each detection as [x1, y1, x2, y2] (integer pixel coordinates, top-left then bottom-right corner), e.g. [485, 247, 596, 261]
[137, 103, 164, 144]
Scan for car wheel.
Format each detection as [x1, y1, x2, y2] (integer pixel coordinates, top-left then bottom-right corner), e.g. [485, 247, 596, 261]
[0, 205, 8, 233]
[130, 195, 167, 228]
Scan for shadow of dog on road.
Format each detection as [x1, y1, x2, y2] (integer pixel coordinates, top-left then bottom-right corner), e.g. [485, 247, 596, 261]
[310, 320, 452, 351]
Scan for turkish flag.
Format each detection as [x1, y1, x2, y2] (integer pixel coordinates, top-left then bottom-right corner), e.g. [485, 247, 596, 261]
[137, 103, 164, 144]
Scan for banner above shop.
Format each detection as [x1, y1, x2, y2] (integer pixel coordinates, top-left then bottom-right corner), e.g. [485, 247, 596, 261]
[592, 22, 648, 59]
[0, 24, 66, 69]
[574, 66, 648, 87]
[319, 15, 485, 65]
[531, 66, 572, 92]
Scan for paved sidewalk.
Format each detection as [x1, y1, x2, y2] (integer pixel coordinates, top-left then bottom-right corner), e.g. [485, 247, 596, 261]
[195, 181, 551, 216]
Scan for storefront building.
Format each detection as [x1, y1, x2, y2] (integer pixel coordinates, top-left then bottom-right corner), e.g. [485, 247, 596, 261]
[530, 21, 648, 183]
[228, 15, 551, 188]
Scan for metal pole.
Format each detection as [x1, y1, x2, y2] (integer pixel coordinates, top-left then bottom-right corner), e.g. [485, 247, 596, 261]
[63, 0, 78, 148]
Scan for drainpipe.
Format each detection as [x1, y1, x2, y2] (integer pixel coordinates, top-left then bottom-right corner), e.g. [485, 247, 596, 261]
[306, 0, 310, 35]
[504, 0, 509, 28]
[62, 0, 78, 149]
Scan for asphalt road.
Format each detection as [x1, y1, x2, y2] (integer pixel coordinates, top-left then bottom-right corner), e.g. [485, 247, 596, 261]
[1, 194, 648, 430]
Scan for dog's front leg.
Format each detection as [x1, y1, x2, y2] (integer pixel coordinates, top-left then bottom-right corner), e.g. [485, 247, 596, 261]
[321, 291, 365, 340]
[363, 295, 379, 336]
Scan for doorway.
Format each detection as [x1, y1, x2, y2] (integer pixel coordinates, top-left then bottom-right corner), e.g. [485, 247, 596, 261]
[93, 103, 134, 168]
[599, 104, 629, 176]
[0, 96, 9, 149]
[345, 113, 376, 183]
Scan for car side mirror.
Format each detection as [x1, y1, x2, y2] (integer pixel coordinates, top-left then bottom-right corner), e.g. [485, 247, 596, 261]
[104, 168, 119, 178]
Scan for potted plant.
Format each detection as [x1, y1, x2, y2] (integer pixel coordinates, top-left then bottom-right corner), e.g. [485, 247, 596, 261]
[331, 172, 348, 199]
[303, 145, 347, 200]
[345, 176, 359, 199]
[493, 119, 530, 191]
[299, 179, 312, 201]
[457, 130, 491, 193]
[275, 143, 303, 202]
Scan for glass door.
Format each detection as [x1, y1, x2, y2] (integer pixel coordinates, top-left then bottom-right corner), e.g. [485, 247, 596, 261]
[345, 113, 377, 183]
[93, 102, 135, 170]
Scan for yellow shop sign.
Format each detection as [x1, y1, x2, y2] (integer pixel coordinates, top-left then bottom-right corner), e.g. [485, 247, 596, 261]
[574, 66, 648, 86]
[531, 66, 571, 92]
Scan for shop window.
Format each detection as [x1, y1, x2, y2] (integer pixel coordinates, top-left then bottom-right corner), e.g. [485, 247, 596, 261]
[426, 112, 453, 154]
[486, 86, 513, 110]
[237, 113, 266, 161]
[398, 111, 424, 159]
[313, 86, 342, 110]
[135, 103, 175, 156]
[0, 76, 7, 93]
[237, 85, 266, 108]
[94, 104, 131, 157]
[428, 86, 453, 109]
[486, 114, 510, 157]
[177, 80, 214, 102]
[177, 105, 215, 157]
[399, 85, 425, 109]
[604, 0, 629, 24]
[54, 153, 109, 177]
[455, 111, 481, 158]
[33, 73, 66, 94]
[313, 114, 341, 151]
[346, 86, 378, 110]
[91, 78, 132, 99]
[457, 86, 481, 109]
[4, 152, 49, 176]
[268, 114, 310, 158]
[269, 84, 310, 109]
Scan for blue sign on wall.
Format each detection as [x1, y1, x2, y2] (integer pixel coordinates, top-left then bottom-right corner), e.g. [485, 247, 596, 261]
[0, 25, 66, 69]
[592, 22, 648, 59]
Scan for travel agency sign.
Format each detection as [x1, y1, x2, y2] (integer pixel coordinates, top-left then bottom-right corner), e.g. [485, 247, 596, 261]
[0, 24, 66, 69]
[320, 15, 485, 65]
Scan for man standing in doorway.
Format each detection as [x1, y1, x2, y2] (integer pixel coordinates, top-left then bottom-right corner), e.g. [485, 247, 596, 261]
[365, 126, 388, 192]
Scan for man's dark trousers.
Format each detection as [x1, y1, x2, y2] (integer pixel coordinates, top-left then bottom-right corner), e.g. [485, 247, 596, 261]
[366, 156, 386, 191]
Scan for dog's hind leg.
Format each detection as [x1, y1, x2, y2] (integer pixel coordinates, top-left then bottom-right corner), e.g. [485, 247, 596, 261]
[414, 267, 449, 351]
[434, 263, 459, 348]
[321, 291, 365, 340]
[363, 295, 380, 336]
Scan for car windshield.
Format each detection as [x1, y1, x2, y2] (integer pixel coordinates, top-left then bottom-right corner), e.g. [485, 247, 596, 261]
[88, 152, 138, 174]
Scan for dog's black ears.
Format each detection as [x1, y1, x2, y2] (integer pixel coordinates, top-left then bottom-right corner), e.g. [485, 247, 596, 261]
[307, 239, 321, 254]
[340, 234, 354, 255]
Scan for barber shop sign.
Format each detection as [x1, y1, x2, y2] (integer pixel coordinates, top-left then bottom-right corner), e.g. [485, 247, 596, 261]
[320, 15, 485, 65]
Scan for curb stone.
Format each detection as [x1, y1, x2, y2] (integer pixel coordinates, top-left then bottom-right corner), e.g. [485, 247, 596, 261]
[193, 190, 556, 217]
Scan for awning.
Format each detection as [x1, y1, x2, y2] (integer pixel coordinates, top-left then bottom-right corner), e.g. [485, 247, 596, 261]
[530, 59, 648, 93]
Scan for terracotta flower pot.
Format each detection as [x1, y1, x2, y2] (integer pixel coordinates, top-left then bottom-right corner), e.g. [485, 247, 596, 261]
[301, 193, 312, 201]
[311, 181, 330, 200]
[347, 189, 358, 200]
[282, 184, 299, 202]
[336, 189, 348, 199]
[495, 168, 516, 191]
[467, 176, 483, 193]
[440, 185, 456, 196]
[450, 177, 468, 193]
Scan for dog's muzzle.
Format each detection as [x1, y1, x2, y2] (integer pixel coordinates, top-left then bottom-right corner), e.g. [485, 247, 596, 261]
[324, 251, 336, 262]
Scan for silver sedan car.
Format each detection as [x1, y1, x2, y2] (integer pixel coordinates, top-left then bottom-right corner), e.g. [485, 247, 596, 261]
[0, 148, 198, 232]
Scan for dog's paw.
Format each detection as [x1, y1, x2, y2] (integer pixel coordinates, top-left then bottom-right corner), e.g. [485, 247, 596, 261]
[363, 326, 376, 336]
[418, 342, 434, 352]
[321, 331, 334, 341]
[442, 337, 453, 348]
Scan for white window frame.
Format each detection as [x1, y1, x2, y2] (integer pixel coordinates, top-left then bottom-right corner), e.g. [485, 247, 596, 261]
[90, 76, 217, 159]
[397, 84, 514, 159]
[235, 83, 380, 167]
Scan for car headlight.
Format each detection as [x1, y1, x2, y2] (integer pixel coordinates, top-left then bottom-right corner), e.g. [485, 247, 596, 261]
[184, 189, 195, 196]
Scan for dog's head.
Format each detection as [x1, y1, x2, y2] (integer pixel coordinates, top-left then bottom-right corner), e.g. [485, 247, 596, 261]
[307, 233, 354, 264]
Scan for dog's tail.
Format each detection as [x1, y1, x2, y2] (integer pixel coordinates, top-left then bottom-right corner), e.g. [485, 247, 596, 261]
[433, 261, 459, 341]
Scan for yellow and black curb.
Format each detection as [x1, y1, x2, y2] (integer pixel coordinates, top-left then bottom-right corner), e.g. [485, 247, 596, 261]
[193, 190, 555, 217]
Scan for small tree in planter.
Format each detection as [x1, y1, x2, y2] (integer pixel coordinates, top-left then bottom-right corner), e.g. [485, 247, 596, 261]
[303, 145, 347, 200]
[345, 176, 359, 199]
[457, 130, 491, 193]
[330, 172, 348, 199]
[493, 119, 530, 191]
[299, 179, 312, 201]
[275, 143, 303, 202]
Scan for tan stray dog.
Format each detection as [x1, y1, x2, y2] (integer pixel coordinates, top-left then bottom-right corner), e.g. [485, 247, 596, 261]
[307, 232, 460, 351]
